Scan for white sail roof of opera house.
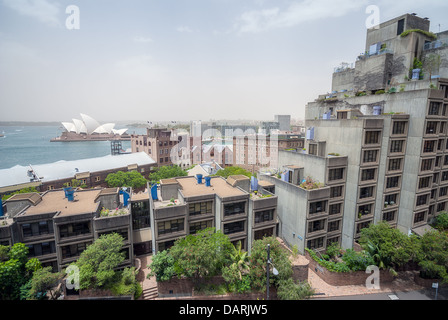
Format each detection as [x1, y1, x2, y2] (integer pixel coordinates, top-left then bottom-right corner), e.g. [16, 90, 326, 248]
[61, 113, 127, 135]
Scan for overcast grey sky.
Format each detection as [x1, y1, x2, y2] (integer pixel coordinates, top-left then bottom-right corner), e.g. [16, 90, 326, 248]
[0, 0, 447, 123]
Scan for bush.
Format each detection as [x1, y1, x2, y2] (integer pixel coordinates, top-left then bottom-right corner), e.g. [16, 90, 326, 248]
[341, 249, 375, 272]
[277, 279, 315, 300]
[432, 212, 448, 231]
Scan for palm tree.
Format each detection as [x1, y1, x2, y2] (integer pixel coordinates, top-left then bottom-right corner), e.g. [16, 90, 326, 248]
[229, 241, 250, 280]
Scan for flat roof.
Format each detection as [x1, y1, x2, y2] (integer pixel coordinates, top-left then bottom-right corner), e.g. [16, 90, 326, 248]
[176, 176, 247, 199]
[24, 189, 101, 217]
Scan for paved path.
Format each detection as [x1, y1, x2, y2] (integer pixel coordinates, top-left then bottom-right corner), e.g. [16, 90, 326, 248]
[136, 255, 158, 300]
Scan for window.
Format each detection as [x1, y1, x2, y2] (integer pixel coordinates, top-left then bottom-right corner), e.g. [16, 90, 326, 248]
[384, 193, 398, 206]
[157, 219, 184, 235]
[61, 242, 90, 259]
[358, 204, 373, 217]
[328, 168, 344, 181]
[426, 121, 438, 134]
[418, 176, 431, 189]
[364, 131, 381, 145]
[356, 221, 372, 234]
[416, 194, 428, 206]
[388, 158, 402, 171]
[421, 158, 434, 171]
[254, 209, 275, 224]
[428, 102, 441, 116]
[383, 211, 396, 222]
[440, 187, 448, 197]
[361, 168, 376, 182]
[59, 222, 90, 238]
[131, 201, 150, 229]
[224, 202, 245, 216]
[363, 150, 378, 163]
[328, 220, 340, 232]
[386, 176, 400, 189]
[189, 220, 212, 234]
[414, 211, 426, 224]
[392, 121, 407, 135]
[307, 237, 324, 250]
[223, 221, 245, 235]
[442, 171, 448, 182]
[390, 140, 404, 153]
[329, 203, 342, 215]
[189, 201, 213, 216]
[437, 202, 446, 212]
[423, 140, 436, 153]
[444, 155, 448, 166]
[308, 219, 325, 233]
[309, 144, 317, 155]
[397, 18, 405, 35]
[359, 186, 374, 199]
[330, 186, 343, 198]
[22, 224, 32, 238]
[309, 201, 327, 215]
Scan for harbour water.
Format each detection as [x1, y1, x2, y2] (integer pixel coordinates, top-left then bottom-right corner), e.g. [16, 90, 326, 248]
[0, 125, 146, 170]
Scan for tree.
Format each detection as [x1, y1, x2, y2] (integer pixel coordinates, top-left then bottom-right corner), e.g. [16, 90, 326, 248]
[222, 241, 251, 293]
[0, 243, 42, 300]
[423, 53, 442, 84]
[148, 249, 176, 282]
[73, 233, 125, 290]
[148, 165, 188, 183]
[248, 237, 293, 292]
[28, 266, 64, 300]
[105, 170, 147, 189]
[213, 166, 253, 179]
[358, 221, 417, 274]
[1, 187, 38, 201]
[169, 228, 234, 284]
[415, 230, 448, 282]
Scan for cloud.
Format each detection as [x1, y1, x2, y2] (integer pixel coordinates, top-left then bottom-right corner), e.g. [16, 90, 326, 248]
[133, 36, 153, 43]
[176, 26, 194, 33]
[2, 0, 61, 27]
[233, 0, 368, 33]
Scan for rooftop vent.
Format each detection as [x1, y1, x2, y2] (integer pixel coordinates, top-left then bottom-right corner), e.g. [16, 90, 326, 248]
[196, 174, 203, 184]
[205, 176, 211, 187]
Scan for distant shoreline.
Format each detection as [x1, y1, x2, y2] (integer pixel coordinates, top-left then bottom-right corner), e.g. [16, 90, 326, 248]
[0, 121, 61, 127]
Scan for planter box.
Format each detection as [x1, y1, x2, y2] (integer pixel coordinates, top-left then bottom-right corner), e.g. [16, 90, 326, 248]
[414, 274, 448, 288]
[305, 251, 395, 286]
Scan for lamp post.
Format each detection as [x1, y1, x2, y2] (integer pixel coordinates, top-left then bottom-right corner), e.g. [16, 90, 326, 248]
[266, 244, 279, 300]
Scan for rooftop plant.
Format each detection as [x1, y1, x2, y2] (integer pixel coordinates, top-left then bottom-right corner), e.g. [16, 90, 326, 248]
[400, 29, 437, 41]
[299, 176, 324, 190]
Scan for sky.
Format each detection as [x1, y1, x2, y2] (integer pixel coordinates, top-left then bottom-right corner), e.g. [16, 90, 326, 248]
[0, 0, 447, 124]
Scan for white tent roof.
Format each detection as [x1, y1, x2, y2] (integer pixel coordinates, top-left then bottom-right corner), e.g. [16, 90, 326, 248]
[0, 152, 156, 189]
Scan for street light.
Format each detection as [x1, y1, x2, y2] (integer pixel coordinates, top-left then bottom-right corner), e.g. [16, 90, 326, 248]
[266, 244, 279, 300]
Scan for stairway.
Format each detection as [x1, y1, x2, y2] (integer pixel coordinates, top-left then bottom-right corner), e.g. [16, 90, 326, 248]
[141, 286, 158, 300]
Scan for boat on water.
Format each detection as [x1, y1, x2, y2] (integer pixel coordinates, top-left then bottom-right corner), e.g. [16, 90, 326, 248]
[50, 113, 130, 142]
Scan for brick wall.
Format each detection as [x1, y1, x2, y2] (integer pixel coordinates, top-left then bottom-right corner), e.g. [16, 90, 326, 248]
[305, 251, 395, 286]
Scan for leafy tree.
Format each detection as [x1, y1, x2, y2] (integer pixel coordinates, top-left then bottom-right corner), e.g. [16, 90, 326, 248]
[1, 187, 38, 201]
[105, 170, 147, 189]
[169, 228, 233, 284]
[28, 266, 64, 300]
[341, 249, 375, 272]
[423, 53, 442, 84]
[248, 237, 293, 292]
[432, 212, 448, 231]
[222, 241, 251, 292]
[0, 243, 42, 300]
[415, 230, 448, 282]
[148, 165, 188, 183]
[148, 249, 176, 282]
[277, 279, 315, 300]
[213, 166, 253, 179]
[359, 221, 417, 274]
[73, 233, 125, 290]
[63, 179, 87, 189]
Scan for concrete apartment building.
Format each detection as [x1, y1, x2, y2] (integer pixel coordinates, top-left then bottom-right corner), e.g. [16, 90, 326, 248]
[257, 13, 448, 253]
[149, 174, 278, 254]
[0, 187, 152, 271]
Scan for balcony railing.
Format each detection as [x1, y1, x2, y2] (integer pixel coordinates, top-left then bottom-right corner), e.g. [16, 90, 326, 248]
[424, 39, 448, 51]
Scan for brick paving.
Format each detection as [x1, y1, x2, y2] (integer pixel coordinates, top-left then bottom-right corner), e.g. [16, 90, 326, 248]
[308, 268, 425, 298]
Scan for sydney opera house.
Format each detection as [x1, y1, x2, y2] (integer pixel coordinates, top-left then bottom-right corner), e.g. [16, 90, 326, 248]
[51, 113, 130, 142]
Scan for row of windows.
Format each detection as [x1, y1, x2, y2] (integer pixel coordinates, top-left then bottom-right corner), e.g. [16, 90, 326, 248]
[307, 219, 341, 233]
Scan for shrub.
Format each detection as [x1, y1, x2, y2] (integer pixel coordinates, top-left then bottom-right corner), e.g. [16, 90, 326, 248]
[277, 279, 315, 300]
